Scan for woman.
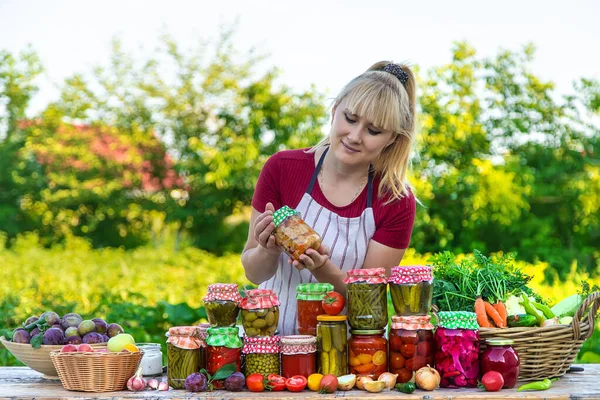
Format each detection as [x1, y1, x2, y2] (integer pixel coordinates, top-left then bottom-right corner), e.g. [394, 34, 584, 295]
[241, 61, 417, 335]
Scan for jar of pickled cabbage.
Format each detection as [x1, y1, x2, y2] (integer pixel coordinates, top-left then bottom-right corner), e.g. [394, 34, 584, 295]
[316, 315, 348, 377]
[344, 268, 388, 330]
[388, 266, 433, 315]
[481, 338, 520, 388]
[166, 326, 204, 389]
[243, 335, 281, 377]
[239, 289, 280, 337]
[434, 311, 480, 388]
[281, 335, 317, 378]
[205, 326, 242, 389]
[203, 283, 242, 327]
[272, 206, 322, 261]
[389, 315, 434, 383]
[348, 330, 387, 378]
[296, 283, 334, 336]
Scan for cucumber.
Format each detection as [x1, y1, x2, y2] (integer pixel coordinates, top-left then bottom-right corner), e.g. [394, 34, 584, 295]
[507, 314, 537, 327]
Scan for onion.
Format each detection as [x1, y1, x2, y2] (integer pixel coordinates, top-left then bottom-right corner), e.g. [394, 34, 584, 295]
[415, 365, 440, 391]
[542, 317, 560, 327]
[356, 375, 374, 390]
[377, 372, 398, 389]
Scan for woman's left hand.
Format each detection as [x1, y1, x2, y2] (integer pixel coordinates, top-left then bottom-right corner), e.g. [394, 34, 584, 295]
[289, 245, 330, 271]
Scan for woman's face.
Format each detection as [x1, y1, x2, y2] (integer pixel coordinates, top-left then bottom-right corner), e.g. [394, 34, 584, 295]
[329, 99, 395, 168]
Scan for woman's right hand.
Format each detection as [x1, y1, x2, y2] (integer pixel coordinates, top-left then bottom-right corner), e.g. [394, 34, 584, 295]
[254, 202, 281, 255]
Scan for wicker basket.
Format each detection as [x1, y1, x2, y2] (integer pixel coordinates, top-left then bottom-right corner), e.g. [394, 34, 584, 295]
[50, 350, 143, 392]
[479, 291, 600, 382]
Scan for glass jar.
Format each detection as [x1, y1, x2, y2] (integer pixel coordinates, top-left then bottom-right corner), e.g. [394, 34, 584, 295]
[296, 283, 334, 336]
[388, 266, 433, 315]
[316, 315, 348, 377]
[272, 205, 322, 261]
[481, 338, 520, 388]
[344, 268, 388, 330]
[166, 326, 204, 389]
[203, 283, 242, 327]
[240, 289, 280, 337]
[389, 315, 434, 383]
[206, 327, 243, 389]
[137, 343, 163, 376]
[243, 335, 281, 377]
[348, 330, 387, 378]
[281, 335, 317, 378]
[435, 311, 480, 388]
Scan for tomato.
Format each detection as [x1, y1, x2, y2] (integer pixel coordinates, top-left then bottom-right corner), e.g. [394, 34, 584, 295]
[390, 352, 406, 369]
[417, 341, 432, 356]
[246, 373, 266, 392]
[267, 374, 286, 391]
[396, 367, 413, 383]
[319, 374, 338, 393]
[322, 292, 345, 315]
[400, 343, 415, 358]
[405, 355, 426, 371]
[285, 375, 307, 392]
[481, 371, 504, 392]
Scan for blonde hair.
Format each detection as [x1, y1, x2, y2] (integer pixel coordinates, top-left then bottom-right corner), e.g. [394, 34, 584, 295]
[310, 61, 417, 203]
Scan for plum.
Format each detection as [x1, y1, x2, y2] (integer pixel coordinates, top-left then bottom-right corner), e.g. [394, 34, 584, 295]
[12, 330, 31, 344]
[43, 328, 65, 345]
[24, 316, 39, 325]
[78, 320, 96, 336]
[51, 324, 64, 331]
[65, 335, 82, 345]
[82, 332, 104, 344]
[107, 323, 124, 338]
[65, 327, 79, 338]
[224, 371, 245, 392]
[102, 334, 110, 343]
[92, 318, 108, 334]
[40, 311, 60, 326]
[30, 327, 40, 337]
[184, 372, 208, 392]
[60, 313, 83, 330]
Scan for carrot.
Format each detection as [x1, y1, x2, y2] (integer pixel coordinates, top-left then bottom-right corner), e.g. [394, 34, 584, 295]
[475, 297, 491, 328]
[484, 300, 505, 328]
[495, 301, 508, 328]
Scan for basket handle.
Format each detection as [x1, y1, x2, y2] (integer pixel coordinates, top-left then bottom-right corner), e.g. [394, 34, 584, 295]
[572, 291, 600, 340]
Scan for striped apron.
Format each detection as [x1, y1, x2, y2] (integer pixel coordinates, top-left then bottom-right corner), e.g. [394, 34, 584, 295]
[259, 148, 377, 335]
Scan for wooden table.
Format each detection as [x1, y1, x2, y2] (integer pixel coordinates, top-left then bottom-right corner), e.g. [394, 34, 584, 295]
[1, 365, 599, 399]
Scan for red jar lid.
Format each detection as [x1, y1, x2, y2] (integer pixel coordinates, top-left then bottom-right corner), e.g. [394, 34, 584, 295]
[203, 283, 243, 303]
[239, 289, 281, 310]
[280, 335, 317, 354]
[344, 268, 387, 284]
[242, 335, 281, 354]
[391, 315, 434, 330]
[389, 266, 433, 284]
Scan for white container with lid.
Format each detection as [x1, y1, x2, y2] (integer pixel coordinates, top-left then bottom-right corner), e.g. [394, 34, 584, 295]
[137, 343, 163, 376]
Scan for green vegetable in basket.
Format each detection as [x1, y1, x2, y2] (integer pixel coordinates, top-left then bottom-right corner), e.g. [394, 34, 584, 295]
[550, 294, 582, 318]
[520, 293, 545, 326]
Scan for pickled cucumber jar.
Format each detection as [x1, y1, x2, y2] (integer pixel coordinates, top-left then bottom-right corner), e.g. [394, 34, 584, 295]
[296, 283, 334, 336]
[203, 283, 242, 327]
[166, 326, 204, 389]
[344, 268, 388, 330]
[243, 335, 281, 377]
[389, 266, 433, 315]
[389, 315, 434, 383]
[272, 206, 322, 261]
[240, 289, 280, 337]
[206, 327, 243, 389]
[316, 315, 348, 377]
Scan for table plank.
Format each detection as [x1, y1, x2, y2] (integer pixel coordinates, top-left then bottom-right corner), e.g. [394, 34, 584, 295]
[0, 365, 598, 399]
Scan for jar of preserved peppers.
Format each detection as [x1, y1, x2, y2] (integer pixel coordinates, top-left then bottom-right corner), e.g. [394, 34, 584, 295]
[243, 335, 281, 377]
[239, 289, 280, 337]
[348, 330, 387, 378]
[344, 268, 388, 330]
[203, 283, 242, 327]
[272, 206, 322, 261]
[166, 326, 204, 389]
[205, 326, 243, 389]
[316, 315, 348, 377]
[388, 266, 433, 316]
[434, 311, 480, 388]
[281, 335, 317, 378]
[389, 315, 434, 383]
[296, 283, 334, 336]
[481, 338, 520, 388]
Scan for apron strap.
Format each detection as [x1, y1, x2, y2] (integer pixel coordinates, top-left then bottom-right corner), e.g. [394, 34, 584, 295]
[366, 167, 374, 208]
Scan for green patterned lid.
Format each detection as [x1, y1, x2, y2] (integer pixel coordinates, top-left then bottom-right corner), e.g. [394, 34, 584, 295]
[205, 326, 243, 349]
[296, 283, 334, 300]
[272, 206, 298, 227]
[437, 311, 479, 330]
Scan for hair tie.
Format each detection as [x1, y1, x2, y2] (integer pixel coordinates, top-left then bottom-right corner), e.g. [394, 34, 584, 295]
[383, 63, 409, 84]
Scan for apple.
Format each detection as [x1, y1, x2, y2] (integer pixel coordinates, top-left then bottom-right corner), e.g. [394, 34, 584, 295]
[77, 344, 94, 352]
[107, 333, 135, 353]
[60, 344, 78, 353]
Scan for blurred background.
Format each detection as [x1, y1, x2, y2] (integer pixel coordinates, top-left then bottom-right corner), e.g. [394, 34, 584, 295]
[1, 0, 599, 365]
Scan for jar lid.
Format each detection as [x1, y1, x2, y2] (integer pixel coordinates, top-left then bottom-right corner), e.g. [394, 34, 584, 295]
[317, 314, 347, 322]
[343, 268, 387, 284]
[437, 311, 479, 330]
[350, 329, 385, 335]
[166, 326, 204, 350]
[242, 335, 281, 354]
[272, 206, 298, 227]
[486, 338, 515, 346]
[203, 283, 242, 303]
[391, 315, 434, 330]
[239, 289, 281, 310]
[389, 265, 433, 284]
[205, 326, 243, 349]
[281, 335, 317, 354]
[296, 283, 334, 300]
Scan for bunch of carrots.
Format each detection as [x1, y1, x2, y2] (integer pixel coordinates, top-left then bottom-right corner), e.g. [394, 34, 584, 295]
[474, 297, 507, 328]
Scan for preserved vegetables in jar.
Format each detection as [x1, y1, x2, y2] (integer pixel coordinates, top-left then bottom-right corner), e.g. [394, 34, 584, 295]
[206, 327, 242, 389]
[481, 338, 520, 388]
[389, 315, 434, 383]
[166, 326, 204, 389]
[434, 311, 480, 388]
[388, 266, 433, 315]
[344, 268, 388, 330]
[243, 335, 281, 377]
[296, 283, 334, 336]
[348, 330, 387, 378]
[240, 289, 280, 336]
[316, 315, 348, 377]
[272, 206, 321, 261]
[203, 283, 242, 327]
[281, 335, 317, 378]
